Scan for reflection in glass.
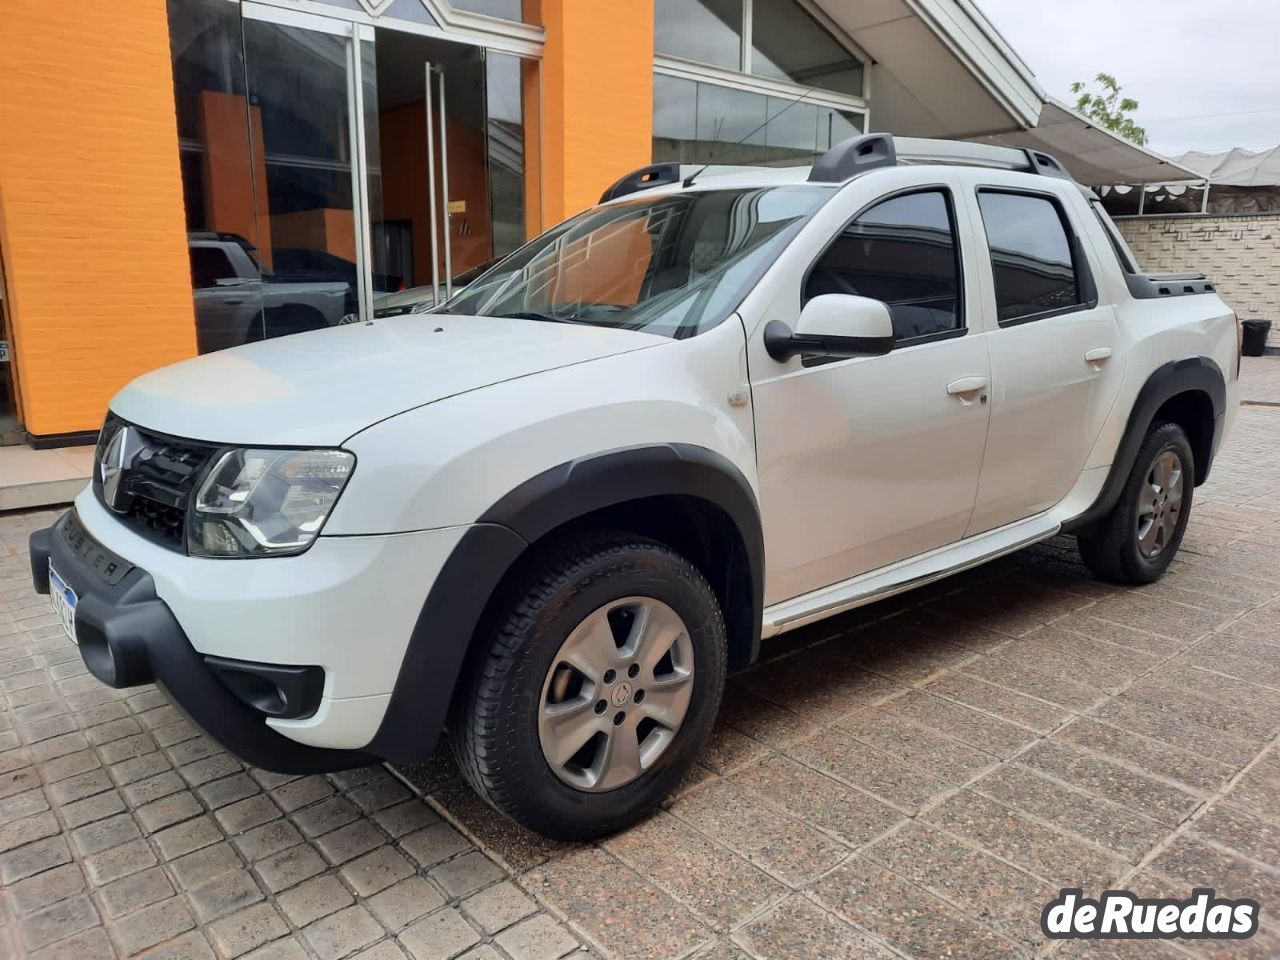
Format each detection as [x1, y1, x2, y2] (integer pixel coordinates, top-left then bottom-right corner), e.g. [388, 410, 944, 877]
[441, 186, 833, 339]
[807, 191, 962, 339]
[653, 75, 698, 164]
[654, 0, 743, 69]
[168, 0, 267, 350]
[977, 192, 1082, 322]
[486, 53, 527, 259]
[242, 19, 361, 341]
[751, 0, 863, 96]
[653, 76, 865, 168]
[695, 83, 766, 164]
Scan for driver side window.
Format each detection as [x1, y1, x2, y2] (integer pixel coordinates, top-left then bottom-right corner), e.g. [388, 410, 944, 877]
[804, 189, 963, 342]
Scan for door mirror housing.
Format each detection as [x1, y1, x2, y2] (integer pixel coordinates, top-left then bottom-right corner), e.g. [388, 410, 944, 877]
[764, 295, 896, 362]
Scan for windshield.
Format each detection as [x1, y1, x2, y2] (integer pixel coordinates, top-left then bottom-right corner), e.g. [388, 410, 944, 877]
[438, 185, 833, 338]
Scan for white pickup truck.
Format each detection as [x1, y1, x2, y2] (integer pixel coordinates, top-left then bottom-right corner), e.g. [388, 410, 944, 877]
[33, 135, 1239, 839]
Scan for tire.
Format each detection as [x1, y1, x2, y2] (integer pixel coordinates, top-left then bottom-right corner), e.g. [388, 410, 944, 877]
[1077, 421, 1194, 584]
[449, 531, 727, 840]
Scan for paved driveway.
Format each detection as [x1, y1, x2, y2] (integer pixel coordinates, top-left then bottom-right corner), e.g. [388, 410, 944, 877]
[2, 404, 1279, 960]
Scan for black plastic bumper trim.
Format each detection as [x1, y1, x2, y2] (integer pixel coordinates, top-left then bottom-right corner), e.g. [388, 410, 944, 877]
[30, 510, 370, 774]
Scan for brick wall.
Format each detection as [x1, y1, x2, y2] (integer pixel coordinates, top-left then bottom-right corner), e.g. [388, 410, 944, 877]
[0, 0, 196, 440]
[1117, 214, 1280, 347]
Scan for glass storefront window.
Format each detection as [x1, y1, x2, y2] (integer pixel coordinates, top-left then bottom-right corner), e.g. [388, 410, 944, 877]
[695, 83, 767, 164]
[751, 0, 864, 96]
[654, 0, 743, 69]
[653, 75, 864, 167]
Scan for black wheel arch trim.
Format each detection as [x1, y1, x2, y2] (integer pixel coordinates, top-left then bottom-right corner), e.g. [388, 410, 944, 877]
[365, 444, 765, 764]
[1063, 356, 1226, 534]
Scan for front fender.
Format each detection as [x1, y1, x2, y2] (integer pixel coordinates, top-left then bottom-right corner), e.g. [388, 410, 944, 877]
[364, 443, 764, 764]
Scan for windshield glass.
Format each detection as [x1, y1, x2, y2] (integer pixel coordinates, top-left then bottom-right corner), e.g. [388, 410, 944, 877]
[438, 185, 833, 338]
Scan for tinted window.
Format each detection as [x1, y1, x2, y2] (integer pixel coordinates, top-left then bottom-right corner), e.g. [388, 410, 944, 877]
[805, 190, 962, 341]
[189, 247, 236, 289]
[978, 192, 1082, 323]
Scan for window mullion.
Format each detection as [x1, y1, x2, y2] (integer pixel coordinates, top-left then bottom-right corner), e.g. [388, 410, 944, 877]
[741, 0, 752, 74]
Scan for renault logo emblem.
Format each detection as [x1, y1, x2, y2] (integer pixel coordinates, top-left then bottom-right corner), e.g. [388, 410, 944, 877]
[99, 425, 139, 513]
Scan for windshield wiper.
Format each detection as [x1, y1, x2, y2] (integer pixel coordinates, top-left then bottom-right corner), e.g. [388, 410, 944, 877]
[495, 311, 591, 325]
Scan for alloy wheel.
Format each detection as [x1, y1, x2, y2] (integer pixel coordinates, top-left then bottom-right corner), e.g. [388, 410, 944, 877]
[537, 596, 694, 792]
[1137, 449, 1184, 558]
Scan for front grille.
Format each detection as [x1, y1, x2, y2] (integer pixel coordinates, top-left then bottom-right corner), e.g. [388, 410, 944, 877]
[94, 414, 220, 552]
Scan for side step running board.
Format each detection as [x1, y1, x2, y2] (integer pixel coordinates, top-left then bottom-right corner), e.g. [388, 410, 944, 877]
[761, 513, 1060, 637]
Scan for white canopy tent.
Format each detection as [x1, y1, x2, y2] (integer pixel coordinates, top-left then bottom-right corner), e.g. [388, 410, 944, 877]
[1174, 146, 1280, 186]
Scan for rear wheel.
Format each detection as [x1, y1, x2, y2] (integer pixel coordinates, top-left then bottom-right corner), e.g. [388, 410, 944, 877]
[1077, 421, 1194, 584]
[449, 532, 726, 839]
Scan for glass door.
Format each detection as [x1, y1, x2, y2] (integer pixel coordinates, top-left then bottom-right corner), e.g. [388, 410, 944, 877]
[365, 31, 531, 317]
[236, 4, 379, 340]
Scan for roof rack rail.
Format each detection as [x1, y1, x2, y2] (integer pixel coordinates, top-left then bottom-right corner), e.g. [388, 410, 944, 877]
[808, 133, 897, 182]
[599, 136, 1077, 201]
[810, 134, 1076, 183]
[599, 163, 683, 203]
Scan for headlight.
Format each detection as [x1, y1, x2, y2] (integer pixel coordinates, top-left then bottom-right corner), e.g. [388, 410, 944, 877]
[188, 448, 355, 558]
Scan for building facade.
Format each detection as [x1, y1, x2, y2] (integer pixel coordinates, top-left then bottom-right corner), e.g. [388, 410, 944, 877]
[0, 0, 1049, 446]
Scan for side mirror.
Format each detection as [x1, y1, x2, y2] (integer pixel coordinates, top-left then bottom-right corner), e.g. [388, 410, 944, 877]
[764, 294, 896, 362]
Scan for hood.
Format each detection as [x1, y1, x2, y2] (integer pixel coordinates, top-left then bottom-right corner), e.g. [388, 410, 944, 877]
[111, 314, 666, 446]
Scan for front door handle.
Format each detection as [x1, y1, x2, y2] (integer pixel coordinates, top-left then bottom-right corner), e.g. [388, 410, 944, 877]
[947, 376, 989, 396]
[1085, 347, 1113, 365]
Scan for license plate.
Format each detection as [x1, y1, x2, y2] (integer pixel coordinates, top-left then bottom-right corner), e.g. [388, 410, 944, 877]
[48, 563, 78, 645]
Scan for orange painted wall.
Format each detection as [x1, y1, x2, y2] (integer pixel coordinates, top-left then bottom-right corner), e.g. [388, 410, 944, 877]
[539, 0, 654, 225]
[0, 0, 196, 439]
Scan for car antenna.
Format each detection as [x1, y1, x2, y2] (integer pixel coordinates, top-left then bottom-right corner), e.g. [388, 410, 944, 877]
[683, 87, 818, 188]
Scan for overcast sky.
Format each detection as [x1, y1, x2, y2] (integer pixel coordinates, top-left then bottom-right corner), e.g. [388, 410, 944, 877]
[976, 0, 1280, 157]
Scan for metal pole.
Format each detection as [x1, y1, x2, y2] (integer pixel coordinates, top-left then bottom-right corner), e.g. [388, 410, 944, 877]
[439, 70, 454, 300]
[424, 63, 441, 305]
[349, 29, 376, 322]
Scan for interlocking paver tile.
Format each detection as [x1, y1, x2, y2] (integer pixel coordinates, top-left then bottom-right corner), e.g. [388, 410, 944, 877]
[526, 846, 711, 959]
[367, 876, 446, 931]
[10, 861, 86, 914]
[399, 906, 481, 960]
[278, 873, 355, 927]
[494, 914, 580, 960]
[301, 904, 384, 960]
[924, 790, 1126, 885]
[207, 902, 289, 959]
[460, 880, 538, 935]
[99, 865, 175, 919]
[604, 810, 787, 930]
[255, 843, 328, 893]
[734, 895, 891, 960]
[341, 844, 416, 897]
[811, 857, 1024, 959]
[972, 764, 1166, 861]
[668, 778, 848, 886]
[18, 893, 100, 951]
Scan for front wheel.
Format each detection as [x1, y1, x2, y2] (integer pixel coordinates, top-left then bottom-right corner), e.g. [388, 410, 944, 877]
[449, 532, 727, 840]
[1077, 421, 1194, 584]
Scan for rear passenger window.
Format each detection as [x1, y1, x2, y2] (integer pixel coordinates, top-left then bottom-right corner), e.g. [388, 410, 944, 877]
[805, 190, 962, 341]
[977, 191, 1084, 323]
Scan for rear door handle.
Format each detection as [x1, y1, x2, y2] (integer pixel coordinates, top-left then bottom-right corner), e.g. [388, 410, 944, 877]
[1085, 347, 1113, 364]
[947, 376, 989, 396]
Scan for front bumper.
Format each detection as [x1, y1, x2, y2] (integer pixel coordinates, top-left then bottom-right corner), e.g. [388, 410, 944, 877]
[30, 511, 370, 773]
